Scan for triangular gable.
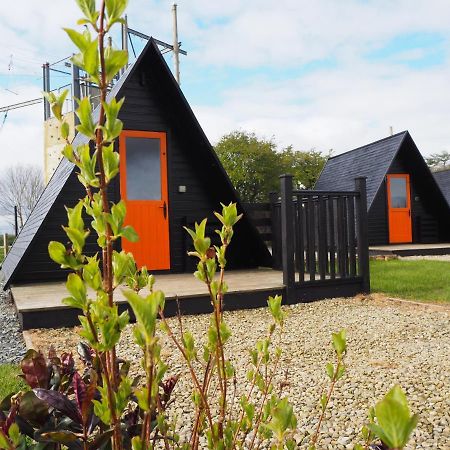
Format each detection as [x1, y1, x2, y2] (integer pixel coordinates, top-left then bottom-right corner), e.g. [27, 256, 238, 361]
[1, 39, 271, 288]
[315, 131, 408, 208]
[315, 131, 450, 222]
[396, 134, 450, 218]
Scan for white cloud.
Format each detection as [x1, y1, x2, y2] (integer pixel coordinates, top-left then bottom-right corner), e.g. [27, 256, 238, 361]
[192, 54, 450, 155]
[0, 0, 449, 172]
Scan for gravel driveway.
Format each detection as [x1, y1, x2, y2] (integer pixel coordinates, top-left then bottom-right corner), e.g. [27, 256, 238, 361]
[28, 295, 450, 449]
[0, 287, 26, 364]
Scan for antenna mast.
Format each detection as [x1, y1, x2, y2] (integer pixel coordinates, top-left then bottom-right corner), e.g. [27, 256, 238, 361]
[172, 3, 180, 85]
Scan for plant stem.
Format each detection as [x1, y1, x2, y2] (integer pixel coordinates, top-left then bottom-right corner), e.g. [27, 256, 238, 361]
[96, 4, 121, 450]
[310, 356, 342, 447]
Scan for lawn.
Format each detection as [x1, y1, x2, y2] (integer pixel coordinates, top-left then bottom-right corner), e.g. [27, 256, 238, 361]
[370, 259, 450, 303]
[0, 365, 27, 401]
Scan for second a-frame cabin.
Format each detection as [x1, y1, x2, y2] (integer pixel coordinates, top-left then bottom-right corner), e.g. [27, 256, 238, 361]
[315, 131, 450, 245]
[1, 39, 272, 288]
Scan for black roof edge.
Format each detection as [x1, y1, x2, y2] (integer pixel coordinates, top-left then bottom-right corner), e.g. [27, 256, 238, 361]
[365, 131, 409, 209]
[402, 134, 450, 214]
[327, 130, 408, 161]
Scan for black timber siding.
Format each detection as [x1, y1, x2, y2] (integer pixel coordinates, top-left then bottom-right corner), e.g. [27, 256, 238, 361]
[10, 171, 119, 284]
[1, 39, 271, 287]
[367, 188, 388, 245]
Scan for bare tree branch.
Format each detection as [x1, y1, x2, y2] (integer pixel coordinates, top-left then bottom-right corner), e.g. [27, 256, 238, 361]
[0, 164, 44, 230]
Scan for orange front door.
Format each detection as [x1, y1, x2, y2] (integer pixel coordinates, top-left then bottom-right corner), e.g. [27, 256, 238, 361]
[119, 130, 170, 270]
[387, 174, 412, 244]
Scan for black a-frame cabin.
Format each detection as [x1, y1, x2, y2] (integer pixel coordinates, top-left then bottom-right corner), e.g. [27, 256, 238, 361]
[315, 131, 450, 245]
[1, 39, 272, 288]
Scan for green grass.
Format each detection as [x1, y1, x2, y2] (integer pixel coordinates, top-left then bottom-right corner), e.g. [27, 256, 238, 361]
[0, 365, 27, 401]
[370, 259, 450, 303]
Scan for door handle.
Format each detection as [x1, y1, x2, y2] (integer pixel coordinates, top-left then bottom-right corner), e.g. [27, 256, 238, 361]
[160, 201, 167, 219]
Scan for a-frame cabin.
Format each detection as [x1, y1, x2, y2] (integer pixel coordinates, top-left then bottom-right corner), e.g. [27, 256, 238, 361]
[315, 131, 450, 245]
[1, 39, 272, 288]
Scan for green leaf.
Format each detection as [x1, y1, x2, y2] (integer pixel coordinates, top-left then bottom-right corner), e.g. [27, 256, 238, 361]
[83, 256, 103, 290]
[48, 241, 68, 265]
[64, 28, 91, 53]
[320, 393, 327, 411]
[48, 241, 82, 270]
[75, 97, 96, 139]
[64, 226, 88, 254]
[326, 362, 334, 379]
[267, 295, 284, 326]
[66, 200, 85, 232]
[105, 0, 129, 25]
[121, 225, 139, 242]
[64, 273, 88, 311]
[369, 385, 418, 448]
[123, 290, 165, 341]
[0, 431, 10, 450]
[61, 121, 70, 140]
[331, 329, 347, 357]
[104, 47, 128, 83]
[75, 0, 98, 24]
[102, 143, 120, 181]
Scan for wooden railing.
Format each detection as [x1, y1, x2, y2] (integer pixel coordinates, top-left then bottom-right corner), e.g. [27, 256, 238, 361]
[278, 175, 370, 302]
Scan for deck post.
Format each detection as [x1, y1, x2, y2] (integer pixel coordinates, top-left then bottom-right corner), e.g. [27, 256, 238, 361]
[355, 177, 370, 293]
[269, 191, 281, 269]
[280, 174, 295, 303]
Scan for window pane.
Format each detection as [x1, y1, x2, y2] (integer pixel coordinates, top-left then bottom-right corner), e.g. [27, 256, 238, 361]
[390, 177, 407, 208]
[126, 137, 161, 200]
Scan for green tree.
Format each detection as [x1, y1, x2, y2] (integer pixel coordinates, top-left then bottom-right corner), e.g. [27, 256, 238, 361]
[214, 130, 329, 201]
[214, 131, 280, 202]
[279, 146, 328, 189]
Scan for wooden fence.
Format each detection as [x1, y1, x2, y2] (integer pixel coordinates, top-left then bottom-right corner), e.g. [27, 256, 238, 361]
[244, 176, 370, 302]
[279, 175, 370, 302]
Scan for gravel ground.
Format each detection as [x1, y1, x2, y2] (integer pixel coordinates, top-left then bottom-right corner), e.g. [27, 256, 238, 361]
[0, 286, 26, 364]
[401, 255, 450, 262]
[28, 295, 450, 449]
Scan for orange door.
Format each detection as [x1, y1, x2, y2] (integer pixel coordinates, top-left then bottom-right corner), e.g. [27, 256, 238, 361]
[387, 174, 412, 244]
[119, 130, 170, 270]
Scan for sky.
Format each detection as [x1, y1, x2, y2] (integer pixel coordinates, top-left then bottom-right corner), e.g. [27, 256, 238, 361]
[0, 1, 450, 175]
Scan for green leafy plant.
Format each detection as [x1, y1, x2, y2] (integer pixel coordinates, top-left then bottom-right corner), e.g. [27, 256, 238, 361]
[0, 1, 418, 449]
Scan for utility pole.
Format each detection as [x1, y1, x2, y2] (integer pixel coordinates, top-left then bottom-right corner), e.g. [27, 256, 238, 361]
[42, 62, 51, 120]
[14, 206, 18, 237]
[172, 3, 180, 85]
[121, 15, 129, 76]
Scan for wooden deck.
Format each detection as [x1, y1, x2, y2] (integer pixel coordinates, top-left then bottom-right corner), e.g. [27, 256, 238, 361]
[11, 268, 285, 329]
[370, 243, 450, 257]
[11, 267, 366, 330]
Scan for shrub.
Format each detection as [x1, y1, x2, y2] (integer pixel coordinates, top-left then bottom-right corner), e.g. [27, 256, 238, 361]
[0, 1, 417, 449]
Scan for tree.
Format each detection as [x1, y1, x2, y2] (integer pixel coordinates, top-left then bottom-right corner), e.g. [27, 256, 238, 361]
[425, 151, 450, 170]
[214, 131, 280, 202]
[279, 146, 328, 189]
[214, 130, 329, 201]
[0, 164, 44, 230]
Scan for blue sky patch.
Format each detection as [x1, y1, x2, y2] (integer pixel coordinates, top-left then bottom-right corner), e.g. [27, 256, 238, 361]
[366, 32, 446, 68]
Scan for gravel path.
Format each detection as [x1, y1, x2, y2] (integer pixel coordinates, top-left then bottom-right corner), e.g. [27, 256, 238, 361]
[0, 287, 26, 364]
[29, 295, 450, 449]
[401, 255, 450, 262]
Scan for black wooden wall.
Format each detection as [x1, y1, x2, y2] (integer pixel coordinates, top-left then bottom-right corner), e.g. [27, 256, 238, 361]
[8, 44, 270, 285]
